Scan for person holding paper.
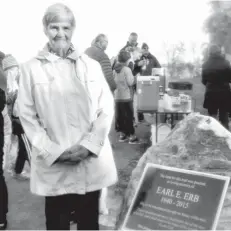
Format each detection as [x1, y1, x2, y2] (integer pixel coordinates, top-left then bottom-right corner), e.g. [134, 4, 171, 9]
[18, 3, 117, 230]
[135, 43, 161, 76]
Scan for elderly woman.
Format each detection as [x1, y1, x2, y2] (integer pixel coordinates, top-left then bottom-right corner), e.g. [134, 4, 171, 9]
[18, 3, 117, 230]
[202, 44, 231, 130]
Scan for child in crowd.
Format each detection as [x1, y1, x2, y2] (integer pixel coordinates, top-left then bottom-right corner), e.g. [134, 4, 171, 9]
[113, 50, 139, 144]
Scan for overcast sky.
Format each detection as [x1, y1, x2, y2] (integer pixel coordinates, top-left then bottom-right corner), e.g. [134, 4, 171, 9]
[0, 0, 210, 63]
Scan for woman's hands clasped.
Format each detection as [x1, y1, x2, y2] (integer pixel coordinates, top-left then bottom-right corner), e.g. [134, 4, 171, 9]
[56, 144, 90, 165]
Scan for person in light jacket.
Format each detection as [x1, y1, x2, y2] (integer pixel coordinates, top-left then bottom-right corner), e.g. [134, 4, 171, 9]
[114, 50, 139, 144]
[18, 3, 117, 230]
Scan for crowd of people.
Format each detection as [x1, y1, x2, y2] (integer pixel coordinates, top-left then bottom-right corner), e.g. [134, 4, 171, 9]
[0, 3, 162, 230]
[86, 32, 161, 143]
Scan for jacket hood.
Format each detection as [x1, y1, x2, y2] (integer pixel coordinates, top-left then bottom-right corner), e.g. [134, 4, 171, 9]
[114, 62, 125, 73]
[36, 43, 80, 62]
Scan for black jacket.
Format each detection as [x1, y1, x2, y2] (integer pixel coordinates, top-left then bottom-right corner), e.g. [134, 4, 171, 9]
[202, 55, 231, 91]
[202, 54, 231, 110]
[134, 53, 161, 76]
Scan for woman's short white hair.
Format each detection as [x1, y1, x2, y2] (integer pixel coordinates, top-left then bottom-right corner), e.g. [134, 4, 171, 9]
[42, 3, 76, 28]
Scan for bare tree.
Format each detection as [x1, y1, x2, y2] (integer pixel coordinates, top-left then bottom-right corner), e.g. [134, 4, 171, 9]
[162, 41, 186, 79]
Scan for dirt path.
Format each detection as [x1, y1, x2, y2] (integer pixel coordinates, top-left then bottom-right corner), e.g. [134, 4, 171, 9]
[4, 123, 151, 230]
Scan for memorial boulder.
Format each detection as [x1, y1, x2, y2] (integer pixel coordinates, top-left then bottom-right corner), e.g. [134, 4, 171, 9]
[116, 113, 231, 230]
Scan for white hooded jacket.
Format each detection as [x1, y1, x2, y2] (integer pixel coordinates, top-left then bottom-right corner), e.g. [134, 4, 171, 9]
[18, 46, 117, 196]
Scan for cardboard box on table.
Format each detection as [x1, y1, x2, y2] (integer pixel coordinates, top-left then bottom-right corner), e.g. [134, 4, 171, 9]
[136, 68, 166, 123]
[136, 75, 161, 112]
[137, 75, 166, 123]
[166, 81, 194, 121]
[136, 68, 166, 112]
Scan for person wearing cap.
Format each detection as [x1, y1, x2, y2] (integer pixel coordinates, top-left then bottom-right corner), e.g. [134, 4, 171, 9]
[113, 50, 139, 144]
[2, 54, 30, 180]
[135, 43, 161, 122]
[85, 34, 116, 93]
[202, 44, 231, 130]
[136, 42, 161, 76]
[17, 3, 117, 230]
[0, 67, 8, 230]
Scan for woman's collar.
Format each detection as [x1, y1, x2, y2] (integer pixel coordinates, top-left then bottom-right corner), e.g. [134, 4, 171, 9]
[36, 43, 80, 62]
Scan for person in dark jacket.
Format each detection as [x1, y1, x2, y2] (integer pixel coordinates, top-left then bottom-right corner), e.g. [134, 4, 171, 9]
[135, 43, 161, 76]
[202, 44, 231, 130]
[0, 68, 8, 230]
[85, 34, 116, 93]
[135, 43, 161, 122]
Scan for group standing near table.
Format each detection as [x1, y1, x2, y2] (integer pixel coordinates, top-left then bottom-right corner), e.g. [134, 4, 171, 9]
[0, 3, 230, 230]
